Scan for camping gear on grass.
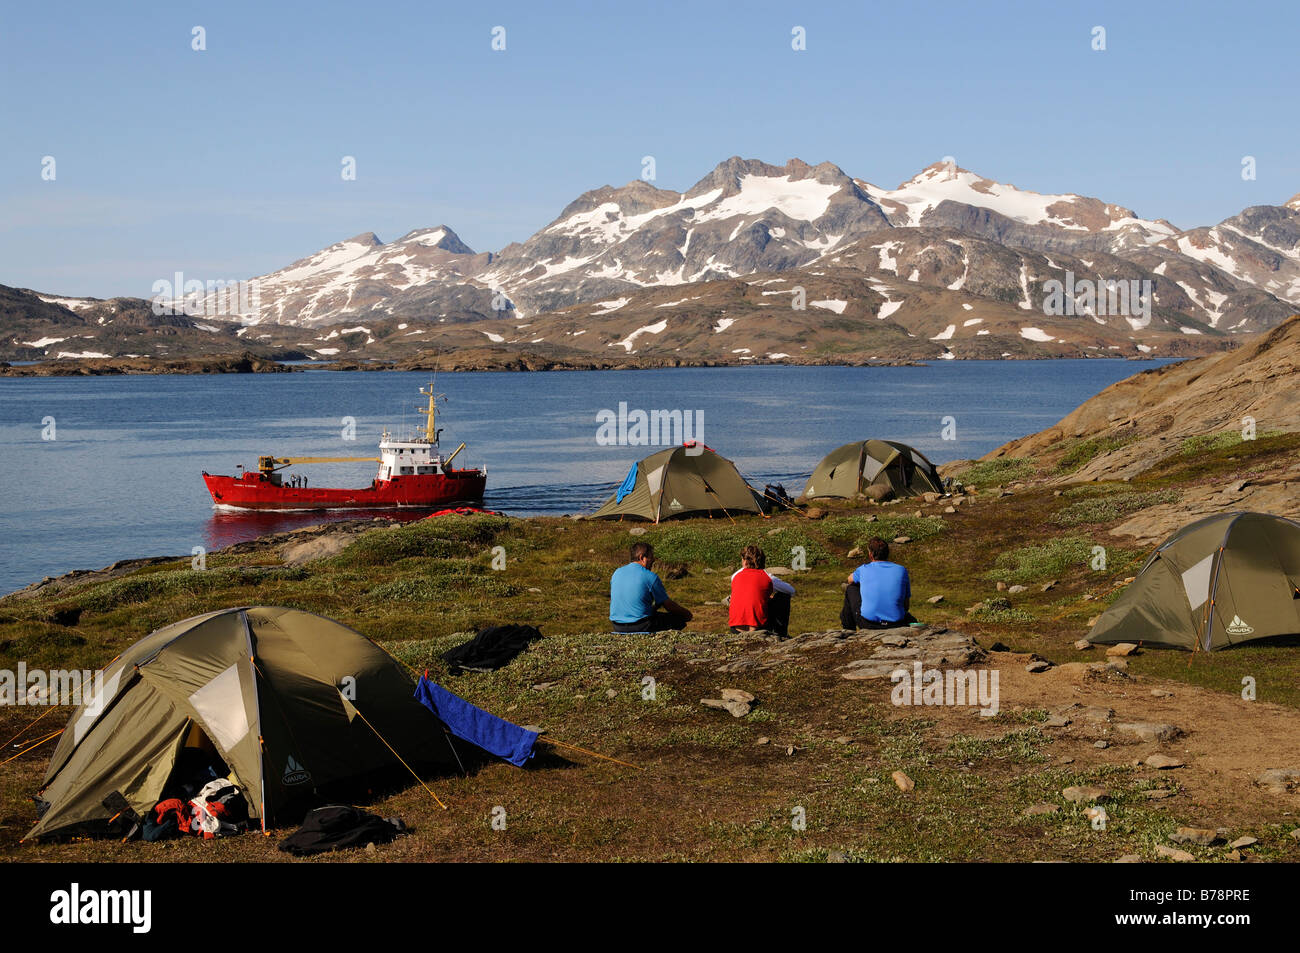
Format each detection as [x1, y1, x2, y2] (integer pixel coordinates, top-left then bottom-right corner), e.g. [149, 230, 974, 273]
[441, 624, 542, 674]
[278, 805, 407, 857]
[26, 606, 465, 841]
[590, 443, 764, 522]
[1086, 512, 1300, 651]
[803, 440, 944, 500]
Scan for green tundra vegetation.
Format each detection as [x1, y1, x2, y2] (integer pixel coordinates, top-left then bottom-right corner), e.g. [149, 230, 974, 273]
[1, 430, 1298, 862]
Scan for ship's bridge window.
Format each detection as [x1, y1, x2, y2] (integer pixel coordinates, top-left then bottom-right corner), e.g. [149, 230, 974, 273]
[416, 466, 435, 474]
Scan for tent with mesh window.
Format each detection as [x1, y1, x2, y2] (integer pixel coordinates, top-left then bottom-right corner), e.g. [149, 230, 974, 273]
[1086, 512, 1300, 651]
[802, 440, 944, 500]
[26, 606, 470, 841]
[589, 443, 763, 522]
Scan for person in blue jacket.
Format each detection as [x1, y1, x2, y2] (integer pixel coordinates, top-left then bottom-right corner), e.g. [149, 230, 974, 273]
[609, 542, 693, 633]
[840, 537, 916, 629]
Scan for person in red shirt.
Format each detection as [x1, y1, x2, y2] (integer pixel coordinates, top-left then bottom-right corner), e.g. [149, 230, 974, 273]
[729, 545, 795, 637]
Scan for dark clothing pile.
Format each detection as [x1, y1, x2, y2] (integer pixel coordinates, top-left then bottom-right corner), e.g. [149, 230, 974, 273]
[277, 805, 408, 857]
[441, 624, 542, 674]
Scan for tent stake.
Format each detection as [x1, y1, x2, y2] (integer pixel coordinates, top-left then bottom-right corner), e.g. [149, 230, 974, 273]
[2, 705, 58, 751]
[0, 728, 63, 768]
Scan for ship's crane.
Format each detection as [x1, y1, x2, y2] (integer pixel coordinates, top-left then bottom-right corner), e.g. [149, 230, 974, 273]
[257, 455, 378, 475]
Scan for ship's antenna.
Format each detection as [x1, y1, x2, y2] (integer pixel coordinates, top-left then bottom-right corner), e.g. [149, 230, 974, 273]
[418, 350, 442, 445]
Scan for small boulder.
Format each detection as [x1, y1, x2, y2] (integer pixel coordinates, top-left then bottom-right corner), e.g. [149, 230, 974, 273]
[1228, 836, 1258, 849]
[1074, 639, 1092, 651]
[1041, 580, 1058, 592]
[893, 536, 911, 544]
[1146, 754, 1185, 770]
[1117, 722, 1182, 743]
[720, 688, 756, 704]
[1008, 584, 1027, 594]
[892, 770, 915, 792]
[1257, 767, 1300, 794]
[1062, 785, 1108, 803]
[1171, 828, 1221, 846]
[926, 594, 945, 605]
[629, 527, 648, 536]
[1026, 660, 1053, 673]
[1106, 643, 1139, 657]
[1155, 845, 1196, 862]
[1024, 803, 1059, 816]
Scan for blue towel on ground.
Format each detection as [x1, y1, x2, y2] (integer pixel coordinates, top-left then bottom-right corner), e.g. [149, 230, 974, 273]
[414, 676, 538, 767]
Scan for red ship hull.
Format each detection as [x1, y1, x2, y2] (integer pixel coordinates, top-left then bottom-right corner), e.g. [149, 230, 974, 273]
[203, 469, 487, 511]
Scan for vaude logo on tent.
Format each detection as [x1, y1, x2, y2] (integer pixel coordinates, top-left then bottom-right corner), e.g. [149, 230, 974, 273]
[283, 755, 311, 786]
[668, 498, 683, 510]
[1226, 615, 1255, 635]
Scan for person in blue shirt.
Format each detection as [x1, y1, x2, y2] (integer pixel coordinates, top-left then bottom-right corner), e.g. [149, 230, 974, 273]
[840, 537, 916, 629]
[609, 542, 693, 633]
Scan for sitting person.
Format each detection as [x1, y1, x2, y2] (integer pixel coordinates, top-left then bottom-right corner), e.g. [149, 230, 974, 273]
[729, 544, 795, 638]
[609, 542, 693, 633]
[840, 537, 915, 629]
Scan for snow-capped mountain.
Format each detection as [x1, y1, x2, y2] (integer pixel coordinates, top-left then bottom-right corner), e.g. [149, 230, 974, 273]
[10, 156, 1300, 365]
[858, 162, 1179, 251]
[476, 157, 892, 317]
[199, 226, 496, 327]
[211, 156, 1295, 338]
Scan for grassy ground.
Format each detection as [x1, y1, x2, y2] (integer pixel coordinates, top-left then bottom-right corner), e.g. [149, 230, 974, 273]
[1, 432, 1298, 862]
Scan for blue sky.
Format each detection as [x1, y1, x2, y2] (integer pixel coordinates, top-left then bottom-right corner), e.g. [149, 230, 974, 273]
[2, 0, 1297, 297]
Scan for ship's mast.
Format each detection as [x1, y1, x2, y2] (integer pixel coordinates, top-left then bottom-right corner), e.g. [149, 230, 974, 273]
[418, 383, 441, 445]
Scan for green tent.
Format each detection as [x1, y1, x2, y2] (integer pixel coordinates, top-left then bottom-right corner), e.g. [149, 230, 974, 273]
[1087, 512, 1300, 651]
[590, 443, 763, 522]
[27, 606, 457, 841]
[802, 440, 944, 500]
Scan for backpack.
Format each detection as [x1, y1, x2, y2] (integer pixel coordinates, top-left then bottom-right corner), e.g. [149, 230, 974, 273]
[277, 805, 407, 857]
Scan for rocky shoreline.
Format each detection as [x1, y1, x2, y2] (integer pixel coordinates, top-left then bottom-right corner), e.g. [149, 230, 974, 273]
[0, 352, 296, 377]
[0, 347, 1174, 377]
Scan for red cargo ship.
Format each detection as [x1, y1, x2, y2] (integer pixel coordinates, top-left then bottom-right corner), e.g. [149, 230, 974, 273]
[202, 385, 487, 511]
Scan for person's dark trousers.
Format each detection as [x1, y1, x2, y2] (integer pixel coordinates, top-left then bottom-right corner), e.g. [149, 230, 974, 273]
[612, 608, 690, 633]
[768, 591, 791, 639]
[840, 585, 915, 630]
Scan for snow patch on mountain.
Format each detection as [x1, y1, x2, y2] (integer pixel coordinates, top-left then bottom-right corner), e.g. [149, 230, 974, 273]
[611, 319, 669, 351]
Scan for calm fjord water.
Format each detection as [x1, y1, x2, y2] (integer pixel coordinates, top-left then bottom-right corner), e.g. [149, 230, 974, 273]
[0, 360, 1175, 594]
